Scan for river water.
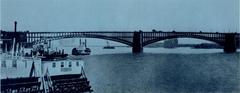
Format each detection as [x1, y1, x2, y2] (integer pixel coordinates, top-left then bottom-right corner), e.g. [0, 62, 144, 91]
[2, 45, 239, 93]
[62, 46, 240, 93]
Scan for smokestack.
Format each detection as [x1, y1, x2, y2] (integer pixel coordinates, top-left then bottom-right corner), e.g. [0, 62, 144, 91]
[14, 21, 17, 32]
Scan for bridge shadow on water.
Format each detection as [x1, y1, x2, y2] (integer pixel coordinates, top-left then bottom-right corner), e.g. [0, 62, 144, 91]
[83, 52, 240, 93]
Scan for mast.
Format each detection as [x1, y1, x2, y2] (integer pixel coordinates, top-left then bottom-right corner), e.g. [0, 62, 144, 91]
[20, 43, 24, 56]
[48, 40, 51, 49]
[79, 39, 81, 46]
[16, 43, 19, 56]
[11, 38, 16, 57]
[85, 39, 87, 47]
[11, 21, 17, 56]
[107, 41, 110, 46]
[5, 43, 7, 53]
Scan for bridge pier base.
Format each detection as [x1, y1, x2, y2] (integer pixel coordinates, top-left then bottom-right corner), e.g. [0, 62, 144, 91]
[224, 33, 237, 53]
[132, 31, 143, 53]
[132, 46, 143, 53]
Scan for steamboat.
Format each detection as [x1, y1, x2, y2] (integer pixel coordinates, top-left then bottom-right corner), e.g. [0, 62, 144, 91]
[1, 39, 93, 93]
[72, 39, 91, 56]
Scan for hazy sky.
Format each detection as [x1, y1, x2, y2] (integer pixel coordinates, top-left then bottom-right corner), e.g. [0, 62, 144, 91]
[1, 0, 239, 32]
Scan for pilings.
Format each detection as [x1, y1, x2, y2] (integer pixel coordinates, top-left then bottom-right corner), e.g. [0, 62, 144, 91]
[224, 33, 237, 53]
[132, 31, 143, 53]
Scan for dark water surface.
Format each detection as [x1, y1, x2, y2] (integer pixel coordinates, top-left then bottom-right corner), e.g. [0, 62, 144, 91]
[83, 52, 240, 93]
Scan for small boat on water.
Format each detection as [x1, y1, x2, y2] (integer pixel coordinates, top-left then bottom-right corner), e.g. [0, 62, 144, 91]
[103, 41, 115, 49]
[72, 39, 91, 55]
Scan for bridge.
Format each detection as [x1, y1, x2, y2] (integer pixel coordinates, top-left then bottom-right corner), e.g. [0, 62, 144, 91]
[1, 30, 239, 53]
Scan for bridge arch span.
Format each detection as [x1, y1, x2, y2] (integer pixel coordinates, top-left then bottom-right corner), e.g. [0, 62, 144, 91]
[142, 35, 224, 47]
[31, 34, 133, 46]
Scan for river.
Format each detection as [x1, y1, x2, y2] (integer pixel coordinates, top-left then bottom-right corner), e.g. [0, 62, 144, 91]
[62, 46, 240, 93]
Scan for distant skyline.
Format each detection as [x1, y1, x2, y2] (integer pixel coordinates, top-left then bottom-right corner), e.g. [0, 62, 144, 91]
[1, 0, 239, 32]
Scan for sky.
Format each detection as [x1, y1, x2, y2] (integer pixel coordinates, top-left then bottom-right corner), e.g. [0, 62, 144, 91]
[1, 0, 239, 32]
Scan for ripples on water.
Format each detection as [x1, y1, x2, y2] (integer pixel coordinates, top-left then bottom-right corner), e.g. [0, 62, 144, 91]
[76, 47, 240, 93]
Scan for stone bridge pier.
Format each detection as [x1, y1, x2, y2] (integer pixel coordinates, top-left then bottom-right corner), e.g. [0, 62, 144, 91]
[132, 31, 143, 53]
[224, 33, 237, 53]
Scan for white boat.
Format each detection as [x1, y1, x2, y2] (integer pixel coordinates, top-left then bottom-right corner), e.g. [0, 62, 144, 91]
[0, 51, 44, 93]
[42, 59, 85, 76]
[1, 38, 44, 92]
[1, 54, 92, 93]
[1, 55, 42, 79]
[40, 58, 93, 93]
[1, 38, 42, 79]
